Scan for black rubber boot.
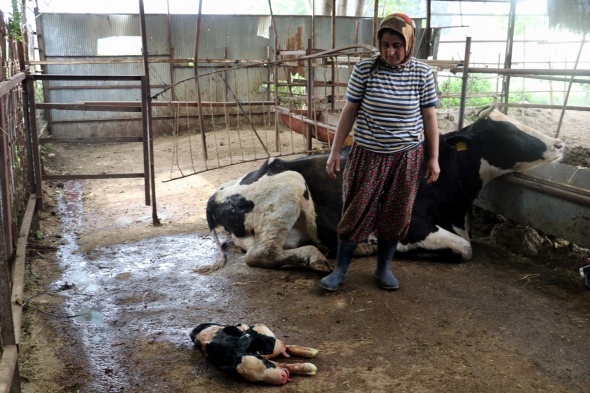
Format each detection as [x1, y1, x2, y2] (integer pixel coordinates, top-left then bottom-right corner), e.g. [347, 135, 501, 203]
[375, 239, 400, 290]
[319, 239, 357, 291]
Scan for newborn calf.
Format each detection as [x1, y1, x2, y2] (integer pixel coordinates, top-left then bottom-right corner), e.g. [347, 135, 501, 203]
[190, 323, 318, 385]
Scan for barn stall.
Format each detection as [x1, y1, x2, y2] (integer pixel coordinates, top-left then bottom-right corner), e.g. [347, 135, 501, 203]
[0, 0, 589, 392]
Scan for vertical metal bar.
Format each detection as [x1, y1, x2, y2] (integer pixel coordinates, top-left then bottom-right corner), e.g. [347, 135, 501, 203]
[140, 76, 150, 205]
[373, 1, 379, 47]
[310, 0, 315, 52]
[138, 0, 151, 208]
[166, 1, 176, 102]
[139, 0, 160, 225]
[0, 264, 15, 345]
[458, 37, 471, 131]
[25, 78, 43, 210]
[0, 11, 5, 82]
[331, 0, 336, 50]
[501, 0, 517, 114]
[555, 32, 585, 138]
[223, 47, 229, 128]
[268, 1, 279, 151]
[0, 97, 13, 258]
[194, 0, 208, 160]
[266, 45, 271, 127]
[33, 5, 53, 136]
[306, 39, 313, 152]
[425, 0, 432, 57]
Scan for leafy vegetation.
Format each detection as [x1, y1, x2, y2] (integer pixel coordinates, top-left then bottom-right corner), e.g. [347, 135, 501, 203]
[439, 75, 495, 108]
[7, 0, 23, 42]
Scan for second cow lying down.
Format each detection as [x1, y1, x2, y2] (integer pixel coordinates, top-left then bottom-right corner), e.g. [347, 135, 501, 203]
[199, 106, 564, 273]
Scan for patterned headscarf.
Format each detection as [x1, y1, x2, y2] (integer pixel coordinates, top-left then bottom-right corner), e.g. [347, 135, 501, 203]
[378, 13, 416, 65]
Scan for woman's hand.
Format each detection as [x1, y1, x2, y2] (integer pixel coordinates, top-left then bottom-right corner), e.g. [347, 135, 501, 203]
[325, 153, 341, 179]
[424, 157, 440, 184]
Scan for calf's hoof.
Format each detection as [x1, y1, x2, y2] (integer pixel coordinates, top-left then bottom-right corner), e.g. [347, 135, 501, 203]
[286, 345, 318, 358]
[283, 362, 317, 376]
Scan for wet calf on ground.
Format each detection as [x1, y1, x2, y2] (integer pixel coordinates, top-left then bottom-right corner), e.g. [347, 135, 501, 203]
[190, 323, 318, 385]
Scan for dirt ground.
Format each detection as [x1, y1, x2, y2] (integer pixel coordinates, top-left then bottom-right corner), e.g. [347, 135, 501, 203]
[19, 108, 590, 393]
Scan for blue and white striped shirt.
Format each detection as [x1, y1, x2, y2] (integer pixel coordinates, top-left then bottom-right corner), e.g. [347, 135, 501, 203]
[346, 56, 438, 153]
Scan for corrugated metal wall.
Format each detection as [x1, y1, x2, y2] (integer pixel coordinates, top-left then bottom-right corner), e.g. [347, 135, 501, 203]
[39, 13, 381, 138]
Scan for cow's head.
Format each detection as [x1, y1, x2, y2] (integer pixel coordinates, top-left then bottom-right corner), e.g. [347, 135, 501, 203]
[445, 106, 565, 183]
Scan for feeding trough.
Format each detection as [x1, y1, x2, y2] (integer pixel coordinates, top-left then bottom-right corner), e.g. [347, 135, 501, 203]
[476, 162, 590, 249]
[276, 106, 354, 146]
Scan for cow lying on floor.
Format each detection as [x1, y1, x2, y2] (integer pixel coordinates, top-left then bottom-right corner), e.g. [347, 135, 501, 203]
[198, 105, 564, 273]
[190, 323, 318, 385]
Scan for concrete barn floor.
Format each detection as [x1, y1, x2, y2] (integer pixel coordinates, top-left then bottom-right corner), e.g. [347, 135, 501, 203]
[20, 124, 590, 392]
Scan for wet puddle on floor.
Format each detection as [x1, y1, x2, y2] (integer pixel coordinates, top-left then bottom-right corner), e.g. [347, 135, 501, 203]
[52, 180, 239, 389]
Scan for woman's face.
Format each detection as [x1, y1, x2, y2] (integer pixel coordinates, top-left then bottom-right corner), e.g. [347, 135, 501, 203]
[379, 30, 406, 66]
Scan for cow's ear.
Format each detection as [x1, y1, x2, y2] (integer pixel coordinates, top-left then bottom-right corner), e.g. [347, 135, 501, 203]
[445, 134, 472, 151]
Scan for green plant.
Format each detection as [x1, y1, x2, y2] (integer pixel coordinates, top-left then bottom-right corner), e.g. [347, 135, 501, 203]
[267, 72, 307, 109]
[28, 230, 44, 242]
[7, 0, 23, 42]
[40, 143, 54, 161]
[439, 75, 495, 108]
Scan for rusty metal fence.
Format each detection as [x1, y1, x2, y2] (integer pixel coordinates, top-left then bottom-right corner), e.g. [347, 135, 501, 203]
[0, 9, 34, 392]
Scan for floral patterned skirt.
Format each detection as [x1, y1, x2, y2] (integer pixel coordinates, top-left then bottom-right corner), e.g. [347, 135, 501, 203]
[337, 143, 423, 243]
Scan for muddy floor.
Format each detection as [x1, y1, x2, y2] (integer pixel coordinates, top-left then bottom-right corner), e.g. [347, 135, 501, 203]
[19, 109, 590, 393]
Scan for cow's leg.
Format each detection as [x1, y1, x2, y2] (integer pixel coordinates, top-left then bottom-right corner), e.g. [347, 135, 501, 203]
[285, 345, 318, 358]
[397, 226, 472, 260]
[354, 242, 377, 257]
[271, 360, 317, 376]
[235, 355, 290, 385]
[244, 241, 330, 272]
[232, 235, 255, 251]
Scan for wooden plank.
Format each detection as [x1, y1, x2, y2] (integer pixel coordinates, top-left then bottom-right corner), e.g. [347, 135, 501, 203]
[0, 73, 25, 98]
[0, 345, 19, 393]
[11, 195, 36, 345]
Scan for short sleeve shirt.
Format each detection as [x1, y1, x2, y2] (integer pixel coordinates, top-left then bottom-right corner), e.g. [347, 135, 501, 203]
[346, 56, 438, 153]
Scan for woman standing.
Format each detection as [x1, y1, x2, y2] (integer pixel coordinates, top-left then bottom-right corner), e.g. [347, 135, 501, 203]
[321, 13, 440, 291]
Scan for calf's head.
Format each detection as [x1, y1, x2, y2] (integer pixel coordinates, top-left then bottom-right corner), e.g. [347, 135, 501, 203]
[445, 106, 565, 183]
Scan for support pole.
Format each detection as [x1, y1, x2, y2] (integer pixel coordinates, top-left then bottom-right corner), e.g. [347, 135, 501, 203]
[373, 1, 379, 47]
[501, 0, 517, 114]
[555, 32, 586, 138]
[138, 0, 160, 225]
[306, 38, 313, 152]
[458, 37, 471, 131]
[194, 0, 208, 160]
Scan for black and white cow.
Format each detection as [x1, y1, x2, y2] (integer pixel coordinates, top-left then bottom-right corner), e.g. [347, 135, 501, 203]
[199, 106, 564, 273]
[191, 322, 318, 385]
